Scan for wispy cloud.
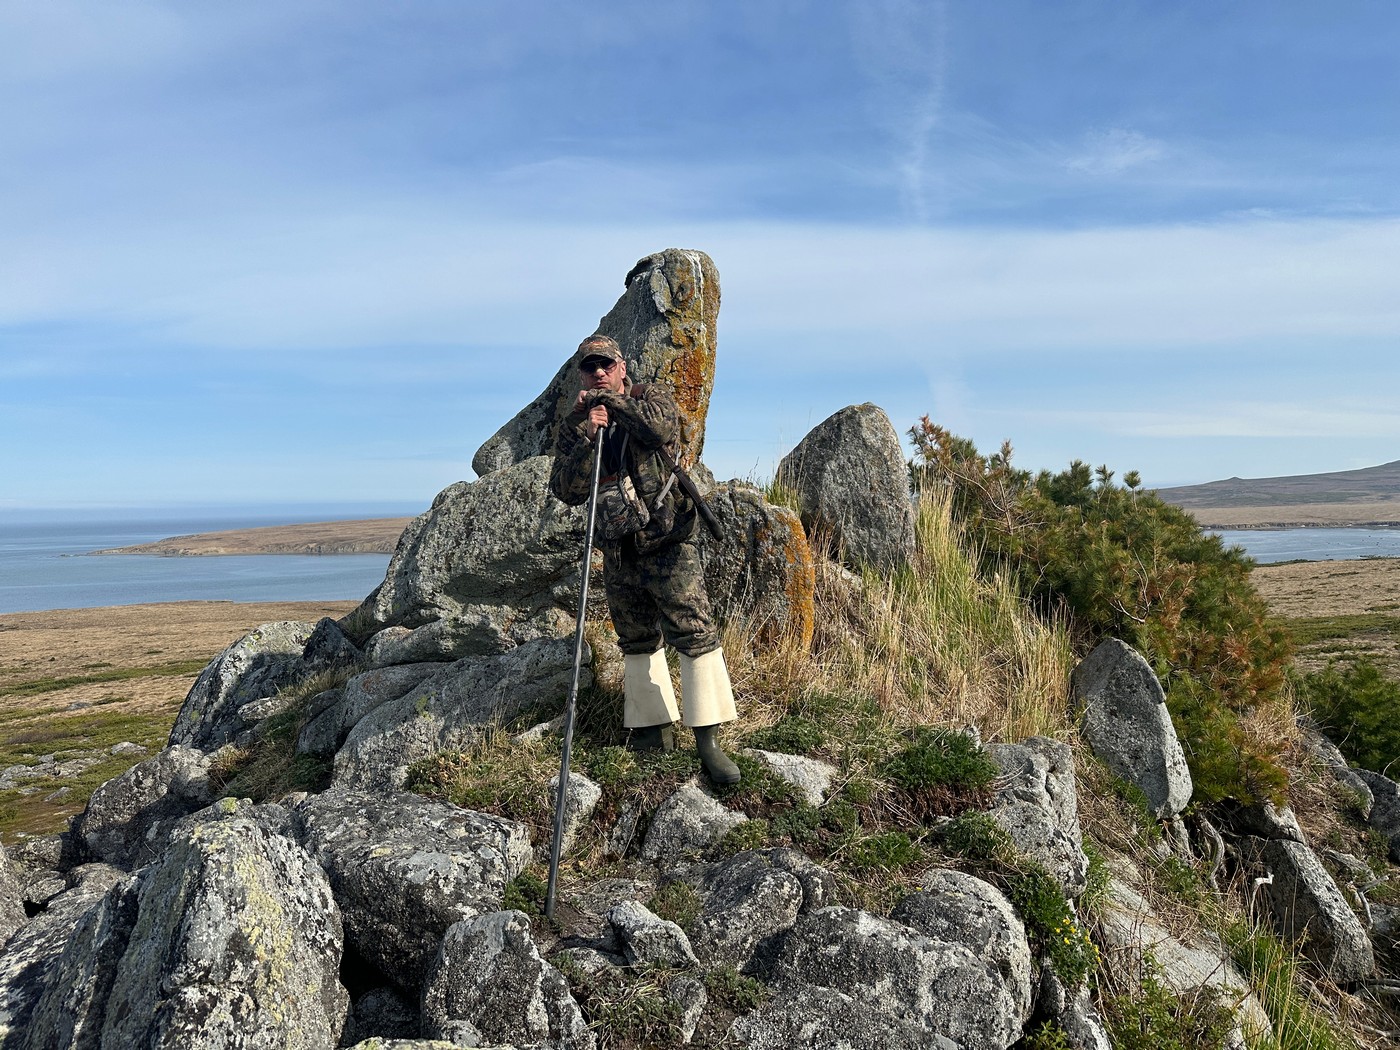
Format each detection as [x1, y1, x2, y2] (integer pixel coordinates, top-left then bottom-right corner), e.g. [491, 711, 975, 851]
[1065, 127, 1168, 176]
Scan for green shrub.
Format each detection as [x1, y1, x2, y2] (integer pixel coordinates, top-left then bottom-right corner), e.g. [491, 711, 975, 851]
[648, 881, 702, 929]
[703, 966, 770, 1012]
[503, 870, 547, 918]
[908, 419, 1292, 804]
[745, 714, 826, 755]
[1003, 865, 1097, 988]
[1296, 658, 1400, 775]
[846, 830, 922, 871]
[1104, 957, 1236, 1050]
[941, 811, 1015, 863]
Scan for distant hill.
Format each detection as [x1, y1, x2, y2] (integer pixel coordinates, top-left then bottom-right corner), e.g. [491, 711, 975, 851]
[1156, 460, 1400, 528]
[91, 517, 412, 556]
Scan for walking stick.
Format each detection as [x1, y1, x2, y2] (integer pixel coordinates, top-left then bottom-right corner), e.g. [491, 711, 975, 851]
[544, 430, 606, 920]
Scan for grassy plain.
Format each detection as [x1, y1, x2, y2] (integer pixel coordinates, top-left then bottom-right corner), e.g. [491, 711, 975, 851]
[0, 600, 355, 842]
[1253, 556, 1400, 674]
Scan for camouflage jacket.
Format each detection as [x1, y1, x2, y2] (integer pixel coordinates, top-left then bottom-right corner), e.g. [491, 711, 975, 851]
[549, 381, 696, 553]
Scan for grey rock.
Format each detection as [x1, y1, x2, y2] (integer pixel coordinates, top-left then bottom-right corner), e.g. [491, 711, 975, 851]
[472, 248, 719, 476]
[1071, 639, 1192, 818]
[296, 662, 443, 756]
[344, 1042, 462, 1049]
[689, 849, 835, 971]
[743, 749, 837, 806]
[1353, 769, 1400, 862]
[1371, 903, 1400, 939]
[605, 802, 643, 859]
[774, 403, 916, 572]
[1299, 718, 1376, 816]
[421, 910, 593, 1049]
[1059, 983, 1113, 1050]
[101, 817, 346, 1050]
[1239, 836, 1374, 981]
[334, 638, 583, 792]
[891, 868, 1033, 1025]
[640, 785, 746, 865]
[108, 742, 146, 757]
[1220, 801, 1306, 843]
[1100, 877, 1270, 1042]
[292, 788, 531, 989]
[337, 459, 588, 654]
[343, 986, 419, 1046]
[21, 872, 65, 912]
[73, 744, 215, 869]
[0, 878, 112, 1045]
[732, 984, 960, 1050]
[21, 873, 141, 1050]
[666, 974, 707, 1043]
[169, 620, 317, 751]
[696, 482, 815, 647]
[768, 906, 1020, 1050]
[0, 846, 23, 952]
[607, 900, 699, 968]
[302, 615, 363, 671]
[987, 736, 1089, 897]
[545, 772, 602, 859]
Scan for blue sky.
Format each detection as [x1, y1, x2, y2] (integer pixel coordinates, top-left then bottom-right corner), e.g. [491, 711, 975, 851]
[3, 1, 1399, 510]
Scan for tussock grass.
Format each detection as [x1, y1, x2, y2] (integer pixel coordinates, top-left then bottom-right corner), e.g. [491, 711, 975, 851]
[722, 489, 1074, 749]
[0, 660, 210, 699]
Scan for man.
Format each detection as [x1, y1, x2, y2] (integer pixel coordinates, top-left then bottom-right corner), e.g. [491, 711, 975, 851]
[549, 333, 741, 786]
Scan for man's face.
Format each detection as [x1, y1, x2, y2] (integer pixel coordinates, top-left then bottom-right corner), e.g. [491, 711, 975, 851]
[579, 355, 626, 394]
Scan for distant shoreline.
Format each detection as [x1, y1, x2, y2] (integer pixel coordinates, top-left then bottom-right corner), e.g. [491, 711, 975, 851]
[89, 517, 413, 557]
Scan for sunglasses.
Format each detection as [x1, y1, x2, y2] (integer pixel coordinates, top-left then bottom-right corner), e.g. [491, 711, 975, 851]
[579, 358, 619, 374]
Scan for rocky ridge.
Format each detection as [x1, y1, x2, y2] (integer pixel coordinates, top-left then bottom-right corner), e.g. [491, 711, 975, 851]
[0, 249, 1392, 1049]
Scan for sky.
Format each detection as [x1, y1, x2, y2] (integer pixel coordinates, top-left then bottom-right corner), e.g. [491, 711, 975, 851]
[3, 1, 1399, 511]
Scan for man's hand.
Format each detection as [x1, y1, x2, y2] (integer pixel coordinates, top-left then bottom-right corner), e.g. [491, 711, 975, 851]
[575, 391, 610, 440]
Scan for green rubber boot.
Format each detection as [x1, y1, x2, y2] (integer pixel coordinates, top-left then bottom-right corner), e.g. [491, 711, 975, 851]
[693, 724, 741, 786]
[628, 724, 674, 753]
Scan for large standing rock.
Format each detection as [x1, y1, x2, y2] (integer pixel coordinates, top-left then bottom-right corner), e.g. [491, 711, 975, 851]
[473, 248, 720, 477]
[766, 906, 1025, 1050]
[292, 789, 531, 989]
[697, 482, 816, 647]
[987, 737, 1089, 897]
[774, 403, 916, 572]
[22, 817, 348, 1050]
[891, 869, 1033, 1027]
[422, 911, 593, 1049]
[1238, 836, 1374, 981]
[333, 637, 583, 792]
[1071, 639, 1193, 818]
[73, 744, 215, 869]
[169, 621, 317, 751]
[337, 459, 586, 655]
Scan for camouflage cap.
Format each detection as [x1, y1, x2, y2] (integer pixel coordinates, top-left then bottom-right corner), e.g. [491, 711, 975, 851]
[574, 335, 624, 367]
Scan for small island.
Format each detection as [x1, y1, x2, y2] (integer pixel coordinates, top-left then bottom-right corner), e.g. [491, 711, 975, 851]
[90, 517, 414, 557]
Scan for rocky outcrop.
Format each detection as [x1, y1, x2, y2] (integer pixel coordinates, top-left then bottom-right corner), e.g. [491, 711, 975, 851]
[74, 744, 215, 869]
[1072, 639, 1192, 818]
[292, 789, 531, 988]
[1353, 769, 1400, 862]
[987, 736, 1089, 897]
[333, 637, 583, 791]
[337, 459, 586, 657]
[472, 248, 720, 477]
[170, 620, 318, 751]
[296, 662, 444, 757]
[774, 403, 916, 572]
[697, 482, 816, 647]
[607, 900, 699, 968]
[1239, 836, 1375, 981]
[640, 784, 747, 865]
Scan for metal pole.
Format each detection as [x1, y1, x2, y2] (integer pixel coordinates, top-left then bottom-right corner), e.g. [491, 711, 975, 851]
[544, 430, 606, 919]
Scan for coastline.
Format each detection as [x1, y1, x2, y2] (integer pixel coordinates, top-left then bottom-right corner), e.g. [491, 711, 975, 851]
[88, 517, 413, 557]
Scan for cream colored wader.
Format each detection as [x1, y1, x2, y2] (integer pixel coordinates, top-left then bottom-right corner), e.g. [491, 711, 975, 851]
[623, 648, 738, 728]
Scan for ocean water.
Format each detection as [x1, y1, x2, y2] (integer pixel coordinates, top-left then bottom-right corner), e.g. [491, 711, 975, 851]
[0, 510, 404, 615]
[1213, 527, 1400, 564]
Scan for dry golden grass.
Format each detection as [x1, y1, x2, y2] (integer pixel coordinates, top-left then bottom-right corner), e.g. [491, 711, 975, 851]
[723, 490, 1074, 747]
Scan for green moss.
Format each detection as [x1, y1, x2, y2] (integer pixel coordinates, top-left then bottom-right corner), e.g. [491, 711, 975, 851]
[648, 881, 701, 929]
[941, 811, 1015, 863]
[745, 715, 825, 755]
[845, 831, 922, 872]
[503, 870, 547, 918]
[703, 966, 770, 1012]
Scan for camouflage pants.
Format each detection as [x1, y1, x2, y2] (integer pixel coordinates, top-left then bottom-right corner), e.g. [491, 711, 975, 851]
[603, 536, 719, 658]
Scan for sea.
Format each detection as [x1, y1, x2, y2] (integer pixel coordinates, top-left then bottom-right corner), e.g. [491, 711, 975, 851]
[0, 506, 418, 616]
[2, 509, 1399, 616]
